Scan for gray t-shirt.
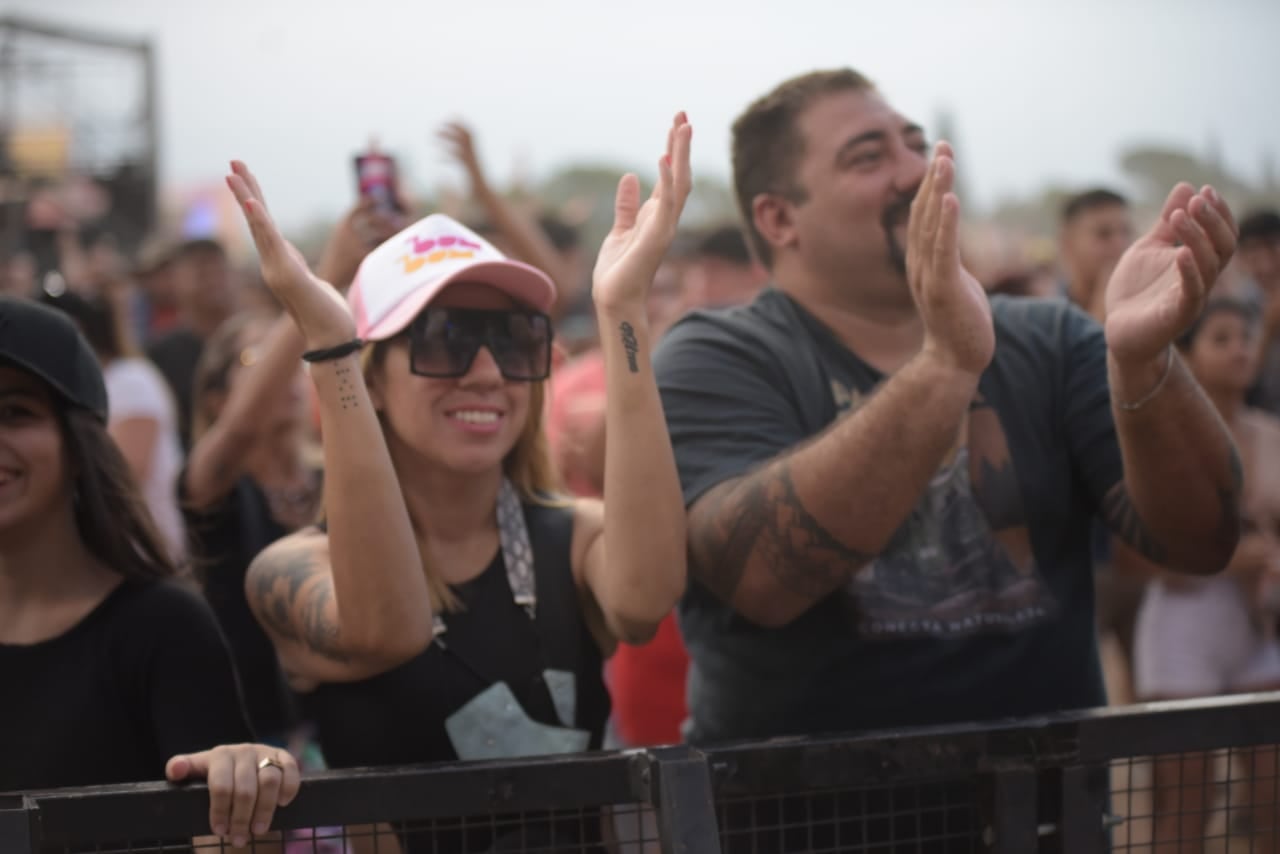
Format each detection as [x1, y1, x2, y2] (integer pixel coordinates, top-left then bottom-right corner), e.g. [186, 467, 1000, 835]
[654, 288, 1122, 744]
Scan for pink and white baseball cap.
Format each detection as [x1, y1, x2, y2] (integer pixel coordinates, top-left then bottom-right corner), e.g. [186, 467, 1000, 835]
[348, 214, 557, 342]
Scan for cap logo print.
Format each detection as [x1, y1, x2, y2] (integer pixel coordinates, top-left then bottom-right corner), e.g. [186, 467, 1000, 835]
[348, 213, 556, 341]
[398, 234, 484, 274]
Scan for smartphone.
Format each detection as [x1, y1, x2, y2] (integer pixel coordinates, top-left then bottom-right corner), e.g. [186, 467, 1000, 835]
[354, 150, 402, 215]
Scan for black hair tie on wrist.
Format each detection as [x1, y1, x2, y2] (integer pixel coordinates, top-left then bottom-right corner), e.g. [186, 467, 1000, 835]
[302, 338, 365, 364]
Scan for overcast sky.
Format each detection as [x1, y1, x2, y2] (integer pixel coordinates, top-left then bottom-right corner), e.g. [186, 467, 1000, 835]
[4, 0, 1278, 232]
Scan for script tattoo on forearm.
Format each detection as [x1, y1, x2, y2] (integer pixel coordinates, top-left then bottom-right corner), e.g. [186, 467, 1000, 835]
[620, 322, 640, 373]
[251, 548, 349, 663]
[689, 462, 874, 602]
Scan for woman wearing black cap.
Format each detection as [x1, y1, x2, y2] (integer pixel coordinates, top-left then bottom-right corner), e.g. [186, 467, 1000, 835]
[38, 289, 187, 564]
[0, 296, 300, 850]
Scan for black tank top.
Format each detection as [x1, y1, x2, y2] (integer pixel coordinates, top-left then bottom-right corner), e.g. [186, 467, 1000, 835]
[305, 501, 611, 853]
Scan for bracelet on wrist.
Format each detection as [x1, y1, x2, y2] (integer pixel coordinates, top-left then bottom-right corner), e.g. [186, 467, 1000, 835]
[302, 338, 364, 364]
[1117, 346, 1174, 412]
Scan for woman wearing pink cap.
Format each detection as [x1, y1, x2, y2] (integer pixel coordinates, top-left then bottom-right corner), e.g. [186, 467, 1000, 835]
[230, 114, 692, 852]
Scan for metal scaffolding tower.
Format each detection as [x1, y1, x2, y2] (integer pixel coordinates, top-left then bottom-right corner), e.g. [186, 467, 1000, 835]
[0, 14, 158, 257]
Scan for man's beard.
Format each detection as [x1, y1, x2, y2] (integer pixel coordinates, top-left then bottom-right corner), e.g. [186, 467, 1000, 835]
[881, 190, 916, 275]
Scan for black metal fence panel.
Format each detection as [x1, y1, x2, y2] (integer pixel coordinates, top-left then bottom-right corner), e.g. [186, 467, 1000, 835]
[9, 694, 1280, 854]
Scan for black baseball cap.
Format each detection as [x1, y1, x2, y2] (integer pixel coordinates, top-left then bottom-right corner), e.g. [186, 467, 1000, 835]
[0, 295, 108, 422]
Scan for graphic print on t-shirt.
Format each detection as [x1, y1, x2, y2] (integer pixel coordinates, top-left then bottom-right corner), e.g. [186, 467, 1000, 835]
[833, 381, 1057, 638]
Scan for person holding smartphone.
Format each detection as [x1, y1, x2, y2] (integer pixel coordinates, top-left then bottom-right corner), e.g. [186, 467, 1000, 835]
[355, 140, 410, 223]
[230, 113, 691, 852]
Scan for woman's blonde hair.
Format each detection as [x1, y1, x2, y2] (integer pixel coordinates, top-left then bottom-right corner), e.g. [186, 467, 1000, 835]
[360, 339, 565, 611]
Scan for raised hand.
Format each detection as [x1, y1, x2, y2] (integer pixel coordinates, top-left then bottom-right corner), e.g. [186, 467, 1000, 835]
[592, 112, 693, 312]
[438, 122, 485, 183]
[166, 743, 300, 849]
[316, 195, 404, 291]
[1104, 183, 1237, 364]
[907, 142, 994, 376]
[225, 161, 357, 348]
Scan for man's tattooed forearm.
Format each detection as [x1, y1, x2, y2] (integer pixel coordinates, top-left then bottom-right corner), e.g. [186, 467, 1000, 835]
[765, 466, 876, 596]
[620, 322, 640, 373]
[690, 463, 874, 602]
[251, 549, 349, 663]
[1102, 481, 1168, 563]
[688, 477, 762, 601]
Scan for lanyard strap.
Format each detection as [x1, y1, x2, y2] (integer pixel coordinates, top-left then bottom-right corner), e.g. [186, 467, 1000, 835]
[433, 478, 536, 639]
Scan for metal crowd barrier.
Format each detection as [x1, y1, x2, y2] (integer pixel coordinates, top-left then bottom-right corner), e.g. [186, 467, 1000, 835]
[5, 692, 1280, 853]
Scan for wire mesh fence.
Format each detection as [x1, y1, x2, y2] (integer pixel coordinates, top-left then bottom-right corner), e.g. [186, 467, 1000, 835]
[9, 695, 1280, 854]
[698, 694, 1280, 854]
[715, 779, 982, 853]
[1106, 747, 1280, 853]
[27, 805, 663, 853]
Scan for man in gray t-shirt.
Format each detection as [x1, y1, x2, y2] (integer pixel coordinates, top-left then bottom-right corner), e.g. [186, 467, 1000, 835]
[655, 68, 1243, 748]
[659, 288, 1123, 741]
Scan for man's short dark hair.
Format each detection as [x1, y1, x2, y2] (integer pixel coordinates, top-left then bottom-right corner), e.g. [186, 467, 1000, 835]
[40, 290, 123, 360]
[1061, 188, 1129, 226]
[696, 225, 754, 266]
[1178, 296, 1258, 351]
[732, 69, 875, 268]
[537, 214, 580, 253]
[176, 237, 227, 261]
[1239, 210, 1280, 247]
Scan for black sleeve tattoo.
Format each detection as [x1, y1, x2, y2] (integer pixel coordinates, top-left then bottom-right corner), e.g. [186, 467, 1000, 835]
[689, 463, 875, 602]
[250, 546, 350, 663]
[619, 322, 640, 373]
[1104, 447, 1245, 566]
[1101, 481, 1168, 563]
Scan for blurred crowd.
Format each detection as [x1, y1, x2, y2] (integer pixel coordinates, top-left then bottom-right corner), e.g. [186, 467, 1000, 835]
[5, 65, 1280, 854]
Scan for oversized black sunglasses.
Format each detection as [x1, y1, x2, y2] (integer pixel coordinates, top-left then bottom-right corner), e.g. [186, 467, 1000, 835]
[409, 308, 553, 381]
